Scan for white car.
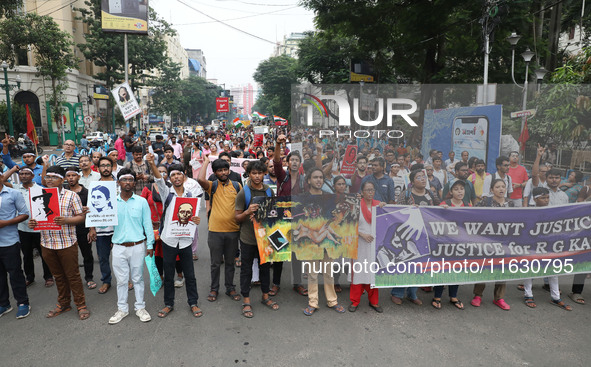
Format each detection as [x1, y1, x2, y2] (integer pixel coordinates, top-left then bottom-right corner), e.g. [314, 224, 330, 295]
[87, 132, 106, 144]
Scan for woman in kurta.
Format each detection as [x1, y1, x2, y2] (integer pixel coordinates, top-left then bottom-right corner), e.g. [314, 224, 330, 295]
[348, 181, 385, 313]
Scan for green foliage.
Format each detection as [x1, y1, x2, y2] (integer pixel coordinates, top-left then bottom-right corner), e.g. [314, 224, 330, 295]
[0, 102, 26, 134]
[531, 47, 591, 145]
[0, 13, 78, 145]
[253, 55, 298, 119]
[76, 0, 176, 90]
[0, 0, 22, 18]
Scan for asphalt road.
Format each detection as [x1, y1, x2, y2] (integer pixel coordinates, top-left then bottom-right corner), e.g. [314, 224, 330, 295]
[2, 209, 591, 367]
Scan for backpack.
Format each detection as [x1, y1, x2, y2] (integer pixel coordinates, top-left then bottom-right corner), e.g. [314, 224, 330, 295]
[279, 172, 305, 194]
[243, 184, 273, 210]
[208, 179, 241, 219]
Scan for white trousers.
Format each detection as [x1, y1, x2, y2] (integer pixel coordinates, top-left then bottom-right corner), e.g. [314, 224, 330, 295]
[112, 242, 146, 313]
[523, 276, 560, 300]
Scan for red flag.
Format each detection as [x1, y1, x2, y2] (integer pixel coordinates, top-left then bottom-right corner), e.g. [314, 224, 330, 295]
[518, 117, 529, 150]
[25, 104, 38, 145]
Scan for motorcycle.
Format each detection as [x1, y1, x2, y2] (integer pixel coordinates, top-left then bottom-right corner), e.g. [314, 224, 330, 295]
[9, 135, 43, 157]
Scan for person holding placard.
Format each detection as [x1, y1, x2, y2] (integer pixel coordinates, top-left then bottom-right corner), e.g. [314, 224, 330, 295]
[146, 154, 202, 319]
[28, 166, 90, 320]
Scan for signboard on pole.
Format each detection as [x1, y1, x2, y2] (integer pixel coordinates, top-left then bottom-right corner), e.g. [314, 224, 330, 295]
[510, 109, 536, 118]
[216, 98, 229, 112]
[111, 82, 141, 121]
[101, 0, 149, 34]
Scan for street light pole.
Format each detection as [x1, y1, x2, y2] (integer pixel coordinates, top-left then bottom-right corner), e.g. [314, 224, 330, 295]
[519, 48, 535, 158]
[2, 61, 22, 137]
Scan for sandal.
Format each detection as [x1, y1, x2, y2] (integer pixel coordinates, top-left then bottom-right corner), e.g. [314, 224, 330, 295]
[190, 305, 203, 318]
[98, 283, 111, 294]
[524, 296, 536, 308]
[261, 297, 279, 310]
[235, 258, 242, 267]
[303, 306, 316, 316]
[450, 299, 464, 310]
[550, 298, 573, 311]
[431, 298, 442, 309]
[225, 290, 241, 301]
[46, 304, 71, 318]
[334, 284, 342, 293]
[44, 278, 54, 288]
[369, 304, 383, 313]
[242, 303, 253, 318]
[348, 304, 358, 312]
[329, 304, 346, 313]
[391, 295, 403, 305]
[128, 282, 134, 291]
[86, 280, 97, 290]
[268, 284, 280, 297]
[406, 296, 423, 306]
[77, 306, 90, 320]
[516, 284, 525, 291]
[207, 291, 218, 302]
[158, 306, 174, 318]
[293, 285, 308, 296]
[568, 293, 585, 305]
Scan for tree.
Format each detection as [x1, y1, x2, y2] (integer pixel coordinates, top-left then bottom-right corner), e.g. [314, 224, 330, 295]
[0, 0, 22, 18]
[149, 60, 182, 128]
[253, 55, 298, 119]
[0, 14, 78, 145]
[0, 102, 26, 134]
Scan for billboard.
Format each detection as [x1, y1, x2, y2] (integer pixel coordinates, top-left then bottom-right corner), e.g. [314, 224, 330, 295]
[101, 0, 149, 34]
[216, 97, 229, 112]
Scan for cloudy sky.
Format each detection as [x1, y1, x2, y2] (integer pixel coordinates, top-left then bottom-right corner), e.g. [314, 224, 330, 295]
[151, 0, 316, 89]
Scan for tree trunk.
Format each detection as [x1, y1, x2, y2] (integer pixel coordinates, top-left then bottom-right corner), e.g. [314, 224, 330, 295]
[546, 2, 563, 72]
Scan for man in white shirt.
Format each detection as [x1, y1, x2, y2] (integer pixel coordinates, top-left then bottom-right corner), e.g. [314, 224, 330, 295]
[482, 156, 513, 198]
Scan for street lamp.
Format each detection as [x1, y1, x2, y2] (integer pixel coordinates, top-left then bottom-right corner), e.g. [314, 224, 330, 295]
[506, 34, 535, 157]
[1, 61, 22, 136]
[535, 66, 549, 92]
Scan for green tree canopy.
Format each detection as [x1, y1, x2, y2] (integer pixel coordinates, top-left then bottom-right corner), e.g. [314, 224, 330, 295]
[253, 55, 298, 119]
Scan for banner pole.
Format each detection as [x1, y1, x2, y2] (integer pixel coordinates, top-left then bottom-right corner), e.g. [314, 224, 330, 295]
[124, 33, 130, 132]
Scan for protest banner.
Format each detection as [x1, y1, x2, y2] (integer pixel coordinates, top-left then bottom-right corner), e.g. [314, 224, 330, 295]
[291, 194, 360, 260]
[111, 82, 141, 120]
[252, 196, 294, 264]
[290, 142, 303, 158]
[340, 145, 358, 175]
[29, 187, 61, 231]
[163, 197, 200, 238]
[372, 204, 591, 288]
[86, 181, 118, 227]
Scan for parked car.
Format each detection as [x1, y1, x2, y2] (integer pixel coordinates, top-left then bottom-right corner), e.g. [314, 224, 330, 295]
[86, 132, 107, 147]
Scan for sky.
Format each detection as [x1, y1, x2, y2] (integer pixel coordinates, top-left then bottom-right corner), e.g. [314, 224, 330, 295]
[150, 0, 316, 89]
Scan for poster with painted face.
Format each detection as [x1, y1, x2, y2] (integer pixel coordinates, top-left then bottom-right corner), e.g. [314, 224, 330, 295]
[164, 197, 200, 238]
[29, 187, 61, 231]
[86, 181, 118, 227]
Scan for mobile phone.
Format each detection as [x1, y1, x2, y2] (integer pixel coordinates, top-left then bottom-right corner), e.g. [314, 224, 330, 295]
[451, 116, 489, 163]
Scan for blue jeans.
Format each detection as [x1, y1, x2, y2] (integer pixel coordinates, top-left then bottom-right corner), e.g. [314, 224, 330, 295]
[96, 235, 112, 285]
[126, 152, 133, 162]
[391, 287, 418, 300]
[434, 285, 459, 299]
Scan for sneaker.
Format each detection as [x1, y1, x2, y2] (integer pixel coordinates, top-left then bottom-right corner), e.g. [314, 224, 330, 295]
[0, 305, 13, 317]
[174, 277, 185, 288]
[493, 298, 511, 310]
[16, 304, 30, 319]
[470, 296, 482, 307]
[136, 308, 151, 322]
[108, 310, 129, 324]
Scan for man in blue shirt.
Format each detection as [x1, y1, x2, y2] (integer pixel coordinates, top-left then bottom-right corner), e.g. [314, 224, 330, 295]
[0, 138, 43, 186]
[108, 168, 155, 325]
[80, 135, 89, 150]
[0, 171, 32, 319]
[361, 157, 396, 203]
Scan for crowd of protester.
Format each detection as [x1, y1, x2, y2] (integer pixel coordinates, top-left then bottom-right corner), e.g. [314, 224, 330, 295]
[0, 124, 589, 322]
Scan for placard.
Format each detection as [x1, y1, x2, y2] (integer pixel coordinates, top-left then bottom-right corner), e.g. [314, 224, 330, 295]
[86, 181, 118, 227]
[164, 197, 200, 238]
[29, 187, 61, 231]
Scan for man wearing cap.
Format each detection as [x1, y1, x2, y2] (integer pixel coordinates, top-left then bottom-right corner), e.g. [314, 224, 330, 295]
[108, 168, 155, 324]
[28, 165, 90, 320]
[2, 165, 53, 287]
[54, 140, 80, 168]
[1, 135, 43, 186]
